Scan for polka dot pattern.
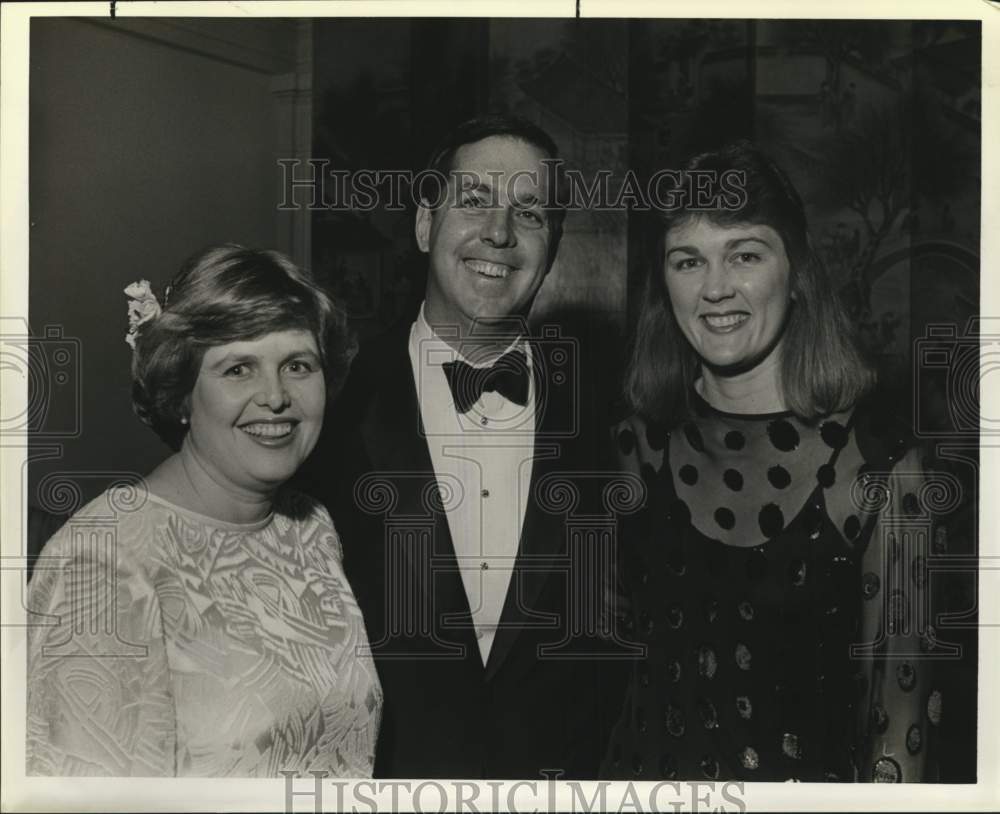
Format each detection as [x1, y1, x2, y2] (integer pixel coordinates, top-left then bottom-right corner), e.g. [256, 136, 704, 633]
[820, 420, 848, 450]
[601, 407, 931, 783]
[739, 746, 760, 770]
[927, 690, 942, 725]
[664, 705, 685, 737]
[697, 697, 719, 729]
[816, 464, 836, 488]
[862, 572, 880, 599]
[725, 430, 745, 450]
[767, 419, 800, 451]
[781, 733, 802, 760]
[666, 605, 684, 629]
[896, 662, 916, 692]
[873, 757, 901, 782]
[697, 645, 718, 679]
[758, 503, 784, 537]
[767, 465, 791, 489]
[714, 507, 735, 530]
[645, 421, 667, 452]
[871, 704, 889, 733]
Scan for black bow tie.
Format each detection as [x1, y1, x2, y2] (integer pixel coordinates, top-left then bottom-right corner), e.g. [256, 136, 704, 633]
[441, 349, 530, 413]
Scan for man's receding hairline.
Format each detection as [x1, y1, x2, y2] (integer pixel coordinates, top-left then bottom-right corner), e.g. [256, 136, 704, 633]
[444, 134, 556, 174]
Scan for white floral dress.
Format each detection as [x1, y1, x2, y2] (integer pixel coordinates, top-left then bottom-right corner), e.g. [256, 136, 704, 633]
[26, 486, 382, 777]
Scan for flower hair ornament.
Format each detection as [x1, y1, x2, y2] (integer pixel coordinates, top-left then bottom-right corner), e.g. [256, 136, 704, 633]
[124, 279, 162, 350]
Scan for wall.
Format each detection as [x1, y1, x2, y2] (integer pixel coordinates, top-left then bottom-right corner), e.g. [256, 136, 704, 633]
[28, 17, 303, 509]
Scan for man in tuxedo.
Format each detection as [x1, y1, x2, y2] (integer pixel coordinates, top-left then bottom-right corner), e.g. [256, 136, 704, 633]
[308, 115, 628, 779]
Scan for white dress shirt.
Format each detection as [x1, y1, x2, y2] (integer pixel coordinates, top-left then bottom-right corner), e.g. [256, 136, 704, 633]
[408, 304, 537, 664]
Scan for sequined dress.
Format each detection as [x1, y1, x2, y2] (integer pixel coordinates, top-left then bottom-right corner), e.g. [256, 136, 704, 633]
[602, 394, 941, 782]
[26, 487, 382, 777]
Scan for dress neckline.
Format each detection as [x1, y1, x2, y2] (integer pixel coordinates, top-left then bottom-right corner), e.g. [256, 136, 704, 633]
[691, 388, 796, 422]
[143, 490, 275, 532]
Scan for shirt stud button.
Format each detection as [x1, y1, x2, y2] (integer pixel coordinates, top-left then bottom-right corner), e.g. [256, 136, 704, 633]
[481, 489, 490, 498]
[480, 416, 489, 426]
[481, 561, 489, 570]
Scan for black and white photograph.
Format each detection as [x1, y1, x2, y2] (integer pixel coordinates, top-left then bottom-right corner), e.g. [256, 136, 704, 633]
[0, 1, 995, 811]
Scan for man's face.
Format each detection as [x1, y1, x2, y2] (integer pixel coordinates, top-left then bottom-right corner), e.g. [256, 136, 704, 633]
[416, 135, 557, 333]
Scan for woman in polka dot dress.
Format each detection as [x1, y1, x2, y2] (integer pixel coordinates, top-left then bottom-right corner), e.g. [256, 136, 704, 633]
[601, 142, 942, 782]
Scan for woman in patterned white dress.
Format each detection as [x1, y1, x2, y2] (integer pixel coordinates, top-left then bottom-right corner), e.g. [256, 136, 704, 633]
[26, 245, 382, 777]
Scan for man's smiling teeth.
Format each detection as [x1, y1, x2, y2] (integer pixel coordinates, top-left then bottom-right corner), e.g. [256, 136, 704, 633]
[240, 422, 294, 438]
[703, 313, 748, 329]
[466, 259, 511, 278]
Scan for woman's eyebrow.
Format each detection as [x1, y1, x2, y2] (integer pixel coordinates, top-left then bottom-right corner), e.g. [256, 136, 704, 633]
[665, 245, 701, 257]
[208, 352, 257, 370]
[725, 236, 773, 250]
[282, 348, 321, 362]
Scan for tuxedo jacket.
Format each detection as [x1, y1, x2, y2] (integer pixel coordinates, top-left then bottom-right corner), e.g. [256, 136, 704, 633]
[303, 320, 628, 779]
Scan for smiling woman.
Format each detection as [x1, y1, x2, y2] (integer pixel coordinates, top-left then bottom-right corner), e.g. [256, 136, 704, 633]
[605, 143, 943, 783]
[179, 330, 326, 506]
[663, 219, 793, 404]
[25, 245, 382, 777]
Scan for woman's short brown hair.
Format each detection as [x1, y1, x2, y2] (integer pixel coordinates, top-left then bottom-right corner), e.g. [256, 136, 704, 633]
[130, 244, 355, 449]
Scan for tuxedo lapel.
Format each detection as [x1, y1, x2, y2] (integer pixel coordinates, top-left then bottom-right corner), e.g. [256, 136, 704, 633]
[359, 336, 428, 476]
[485, 339, 580, 679]
[357, 329, 479, 657]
